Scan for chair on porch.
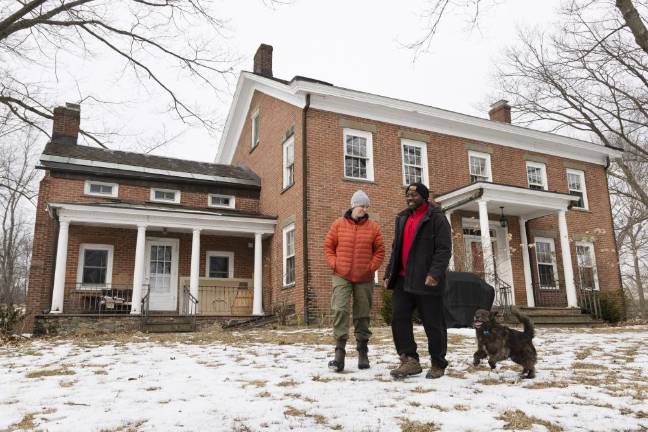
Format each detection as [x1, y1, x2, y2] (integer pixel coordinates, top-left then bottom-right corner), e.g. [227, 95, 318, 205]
[179, 278, 253, 316]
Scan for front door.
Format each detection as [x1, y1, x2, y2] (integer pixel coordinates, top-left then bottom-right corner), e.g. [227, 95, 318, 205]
[145, 238, 179, 311]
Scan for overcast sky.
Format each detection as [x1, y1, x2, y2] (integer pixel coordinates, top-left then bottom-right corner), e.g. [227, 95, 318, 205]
[47, 0, 564, 163]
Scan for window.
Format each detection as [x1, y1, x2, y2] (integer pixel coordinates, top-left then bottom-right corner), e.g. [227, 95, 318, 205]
[343, 129, 374, 181]
[208, 194, 235, 209]
[76, 244, 113, 289]
[526, 161, 548, 191]
[251, 110, 259, 148]
[576, 242, 599, 290]
[150, 188, 180, 204]
[567, 169, 588, 210]
[535, 238, 558, 290]
[283, 136, 295, 188]
[283, 224, 296, 286]
[85, 181, 118, 198]
[401, 139, 429, 186]
[468, 151, 492, 183]
[205, 251, 234, 278]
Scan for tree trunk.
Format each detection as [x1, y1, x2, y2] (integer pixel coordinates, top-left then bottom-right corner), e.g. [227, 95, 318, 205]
[616, 0, 648, 55]
[631, 238, 647, 319]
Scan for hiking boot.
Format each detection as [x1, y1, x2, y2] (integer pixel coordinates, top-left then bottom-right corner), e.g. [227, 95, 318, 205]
[357, 340, 370, 370]
[426, 364, 445, 379]
[328, 339, 346, 372]
[390, 354, 422, 379]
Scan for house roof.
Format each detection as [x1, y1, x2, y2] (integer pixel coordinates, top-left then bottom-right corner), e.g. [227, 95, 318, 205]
[41, 141, 260, 188]
[216, 71, 623, 166]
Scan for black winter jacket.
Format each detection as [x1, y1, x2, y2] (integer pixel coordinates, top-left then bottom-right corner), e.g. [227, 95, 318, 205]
[384, 204, 452, 295]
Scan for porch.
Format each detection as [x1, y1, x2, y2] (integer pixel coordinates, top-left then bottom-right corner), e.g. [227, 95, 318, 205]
[438, 182, 597, 313]
[46, 202, 276, 321]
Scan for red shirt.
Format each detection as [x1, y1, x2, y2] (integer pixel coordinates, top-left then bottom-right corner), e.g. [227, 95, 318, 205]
[399, 203, 429, 276]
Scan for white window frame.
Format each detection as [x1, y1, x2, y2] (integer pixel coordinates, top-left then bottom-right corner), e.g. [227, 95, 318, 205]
[282, 223, 296, 287]
[575, 241, 599, 291]
[400, 139, 429, 187]
[468, 151, 492, 183]
[343, 128, 374, 181]
[84, 180, 118, 198]
[566, 169, 589, 210]
[526, 161, 548, 191]
[208, 194, 236, 209]
[251, 110, 259, 148]
[534, 237, 559, 290]
[283, 136, 295, 189]
[150, 188, 181, 204]
[76, 243, 114, 290]
[205, 251, 234, 279]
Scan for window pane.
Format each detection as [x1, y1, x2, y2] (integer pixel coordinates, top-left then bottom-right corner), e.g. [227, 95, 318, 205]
[85, 250, 107, 267]
[286, 256, 295, 284]
[345, 156, 367, 179]
[470, 156, 486, 176]
[212, 196, 231, 206]
[576, 245, 592, 267]
[346, 135, 367, 157]
[538, 264, 555, 288]
[536, 242, 552, 264]
[570, 190, 584, 208]
[89, 183, 113, 195]
[209, 256, 229, 278]
[568, 173, 582, 191]
[527, 166, 543, 187]
[154, 190, 176, 201]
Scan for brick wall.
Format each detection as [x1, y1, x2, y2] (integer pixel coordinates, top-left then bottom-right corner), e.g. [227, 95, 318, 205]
[231, 90, 305, 319]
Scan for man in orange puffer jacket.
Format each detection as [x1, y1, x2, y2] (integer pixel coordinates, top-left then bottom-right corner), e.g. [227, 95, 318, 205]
[324, 190, 385, 372]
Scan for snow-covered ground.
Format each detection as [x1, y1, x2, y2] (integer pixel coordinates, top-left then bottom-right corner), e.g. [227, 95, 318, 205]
[2, 325, 647, 432]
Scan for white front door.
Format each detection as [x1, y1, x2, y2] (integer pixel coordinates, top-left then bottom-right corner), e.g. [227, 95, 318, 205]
[145, 238, 179, 311]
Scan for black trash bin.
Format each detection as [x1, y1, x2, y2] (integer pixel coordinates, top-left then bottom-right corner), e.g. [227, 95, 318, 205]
[444, 272, 495, 328]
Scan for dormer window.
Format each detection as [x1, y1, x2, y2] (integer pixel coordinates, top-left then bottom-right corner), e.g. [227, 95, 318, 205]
[150, 188, 180, 204]
[209, 194, 235, 209]
[85, 180, 118, 198]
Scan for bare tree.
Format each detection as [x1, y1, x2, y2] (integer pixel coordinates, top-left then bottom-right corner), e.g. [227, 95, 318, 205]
[0, 0, 284, 148]
[0, 131, 38, 306]
[409, 0, 648, 57]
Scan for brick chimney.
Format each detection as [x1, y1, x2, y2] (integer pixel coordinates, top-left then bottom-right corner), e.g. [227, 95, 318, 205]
[52, 102, 80, 144]
[488, 99, 511, 123]
[253, 44, 273, 77]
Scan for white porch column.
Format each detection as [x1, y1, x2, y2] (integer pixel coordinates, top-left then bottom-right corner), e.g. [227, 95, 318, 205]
[130, 224, 147, 315]
[445, 210, 454, 270]
[558, 210, 578, 307]
[190, 228, 201, 299]
[478, 200, 495, 286]
[253, 232, 264, 316]
[518, 217, 535, 307]
[50, 220, 70, 313]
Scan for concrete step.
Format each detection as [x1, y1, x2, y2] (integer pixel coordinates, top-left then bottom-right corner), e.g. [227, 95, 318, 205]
[496, 307, 584, 316]
[142, 316, 195, 333]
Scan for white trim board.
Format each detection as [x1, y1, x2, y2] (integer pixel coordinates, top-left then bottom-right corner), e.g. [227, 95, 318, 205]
[216, 72, 622, 166]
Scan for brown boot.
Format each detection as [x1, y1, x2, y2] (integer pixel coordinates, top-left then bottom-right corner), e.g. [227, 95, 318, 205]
[426, 364, 445, 379]
[328, 338, 347, 372]
[390, 354, 422, 379]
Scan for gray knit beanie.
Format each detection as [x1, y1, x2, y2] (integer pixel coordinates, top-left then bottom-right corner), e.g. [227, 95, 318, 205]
[350, 190, 370, 208]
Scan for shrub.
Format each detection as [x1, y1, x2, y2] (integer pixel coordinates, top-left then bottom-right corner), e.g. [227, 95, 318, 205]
[380, 289, 421, 325]
[0, 304, 25, 337]
[599, 289, 626, 323]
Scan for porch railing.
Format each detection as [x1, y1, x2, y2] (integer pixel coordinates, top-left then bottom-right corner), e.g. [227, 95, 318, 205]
[141, 285, 151, 328]
[179, 278, 253, 315]
[531, 279, 569, 307]
[492, 274, 513, 319]
[182, 287, 199, 330]
[64, 283, 134, 314]
[576, 287, 602, 320]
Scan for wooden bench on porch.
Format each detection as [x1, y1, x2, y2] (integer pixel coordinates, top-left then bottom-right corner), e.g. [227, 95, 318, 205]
[179, 278, 253, 316]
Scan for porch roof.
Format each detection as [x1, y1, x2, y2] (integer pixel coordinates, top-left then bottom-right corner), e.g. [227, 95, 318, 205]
[48, 201, 277, 236]
[436, 182, 580, 220]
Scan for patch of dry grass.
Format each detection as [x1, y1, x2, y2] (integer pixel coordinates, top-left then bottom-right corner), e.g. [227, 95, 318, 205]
[399, 419, 440, 432]
[525, 381, 569, 389]
[145, 386, 161, 391]
[454, 404, 470, 411]
[497, 409, 563, 432]
[7, 408, 56, 431]
[476, 377, 502, 386]
[575, 347, 593, 360]
[285, 392, 316, 403]
[571, 361, 608, 370]
[26, 368, 76, 378]
[99, 419, 147, 432]
[277, 378, 300, 387]
[411, 386, 434, 393]
[59, 379, 77, 388]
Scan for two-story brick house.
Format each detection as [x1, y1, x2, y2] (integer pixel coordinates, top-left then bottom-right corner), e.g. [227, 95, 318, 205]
[26, 44, 622, 332]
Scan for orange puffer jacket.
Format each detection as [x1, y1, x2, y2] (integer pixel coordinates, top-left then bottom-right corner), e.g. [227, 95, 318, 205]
[324, 213, 385, 283]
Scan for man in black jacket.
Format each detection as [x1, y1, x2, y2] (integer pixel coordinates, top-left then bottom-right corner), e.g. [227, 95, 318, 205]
[384, 182, 452, 379]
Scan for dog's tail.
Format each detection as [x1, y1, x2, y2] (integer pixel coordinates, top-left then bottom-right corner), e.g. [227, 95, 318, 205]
[512, 309, 534, 339]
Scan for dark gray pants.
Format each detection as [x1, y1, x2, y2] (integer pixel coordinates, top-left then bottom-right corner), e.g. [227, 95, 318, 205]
[391, 277, 448, 369]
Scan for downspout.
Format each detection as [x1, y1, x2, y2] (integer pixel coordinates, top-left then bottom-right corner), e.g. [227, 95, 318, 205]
[301, 94, 311, 325]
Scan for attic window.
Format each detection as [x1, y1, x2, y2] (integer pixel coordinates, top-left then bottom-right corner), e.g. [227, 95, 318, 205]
[151, 188, 180, 204]
[251, 110, 260, 148]
[85, 181, 118, 198]
[209, 194, 235, 209]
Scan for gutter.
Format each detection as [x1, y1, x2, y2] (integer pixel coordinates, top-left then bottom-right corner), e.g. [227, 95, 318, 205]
[302, 94, 311, 325]
[440, 189, 484, 213]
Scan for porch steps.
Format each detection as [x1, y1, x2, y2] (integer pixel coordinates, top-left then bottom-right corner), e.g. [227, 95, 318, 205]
[500, 307, 605, 327]
[142, 316, 195, 333]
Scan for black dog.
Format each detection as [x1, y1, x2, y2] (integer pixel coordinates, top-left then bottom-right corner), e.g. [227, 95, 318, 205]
[472, 308, 537, 379]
